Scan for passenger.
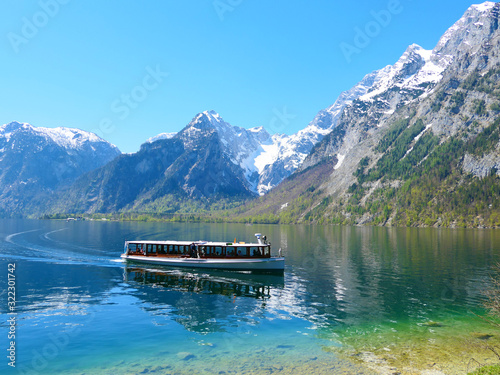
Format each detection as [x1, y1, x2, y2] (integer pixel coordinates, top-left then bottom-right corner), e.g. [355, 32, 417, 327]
[190, 243, 197, 258]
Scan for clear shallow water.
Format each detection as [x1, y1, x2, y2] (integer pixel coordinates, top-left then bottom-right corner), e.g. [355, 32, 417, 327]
[1, 220, 499, 374]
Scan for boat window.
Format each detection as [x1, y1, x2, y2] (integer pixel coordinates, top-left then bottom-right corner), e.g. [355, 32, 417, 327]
[146, 244, 155, 253]
[214, 246, 223, 256]
[128, 243, 137, 252]
[226, 247, 236, 256]
[250, 247, 260, 256]
[236, 247, 247, 256]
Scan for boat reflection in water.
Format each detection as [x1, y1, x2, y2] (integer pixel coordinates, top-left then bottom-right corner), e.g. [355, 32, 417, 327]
[122, 265, 285, 333]
[124, 265, 284, 299]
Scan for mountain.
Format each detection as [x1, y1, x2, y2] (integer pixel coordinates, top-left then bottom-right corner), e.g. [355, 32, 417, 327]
[147, 132, 177, 143]
[235, 1, 500, 228]
[49, 113, 256, 214]
[147, 86, 386, 196]
[254, 68, 392, 194]
[0, 121, 120, 216]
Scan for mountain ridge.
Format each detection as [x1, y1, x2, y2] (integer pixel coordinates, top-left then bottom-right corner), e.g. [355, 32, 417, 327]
[232, 1, 500, 228]
[0, 121, 121, 216]
[5, 1, 500, 227]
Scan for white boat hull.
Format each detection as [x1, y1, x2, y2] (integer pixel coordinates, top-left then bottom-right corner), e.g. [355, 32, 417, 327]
[121, 254, 285, 272]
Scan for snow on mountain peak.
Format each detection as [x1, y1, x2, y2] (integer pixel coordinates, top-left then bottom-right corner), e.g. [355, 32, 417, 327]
[204, 110, 223, 122]
[147, 132, 177, 143]
[435, 1, 498, 52]
[0, 121, 118, 151]
[197, 110, 225, 128]
[471, 1, 497, 12]
[249, 126, 264, 133]
[358, 2, 500, 104]
[36, 126, 103, 149]
[359, 42, 448, 102]
[188, 110, 230, 133]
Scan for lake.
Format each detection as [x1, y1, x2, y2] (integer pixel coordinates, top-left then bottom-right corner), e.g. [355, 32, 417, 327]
[1, 219, 499, 374]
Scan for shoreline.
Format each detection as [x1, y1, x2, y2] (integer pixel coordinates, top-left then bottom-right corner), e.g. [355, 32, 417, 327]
[33, 213, 500, 229]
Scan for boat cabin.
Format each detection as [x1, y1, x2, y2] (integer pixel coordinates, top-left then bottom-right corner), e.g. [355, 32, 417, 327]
[124, 240, 272, 259]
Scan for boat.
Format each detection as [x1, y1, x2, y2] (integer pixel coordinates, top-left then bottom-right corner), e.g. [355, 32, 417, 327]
[121, 233, 284, 272]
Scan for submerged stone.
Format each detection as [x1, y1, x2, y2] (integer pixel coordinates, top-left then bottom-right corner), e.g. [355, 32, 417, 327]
[422, 321, 444, 327]
[471, 332, 494, 340]
[177, 351, 196, 361]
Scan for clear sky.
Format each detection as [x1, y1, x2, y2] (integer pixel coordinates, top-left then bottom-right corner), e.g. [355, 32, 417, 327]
[0, 0, 492, 152]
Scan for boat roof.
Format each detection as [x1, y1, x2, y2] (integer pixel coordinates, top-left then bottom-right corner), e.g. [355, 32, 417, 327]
[125, 240, 266, 247]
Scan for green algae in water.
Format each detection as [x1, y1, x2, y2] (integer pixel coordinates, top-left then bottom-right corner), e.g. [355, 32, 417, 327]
[321, 311, 500, 374]
[468, 365, 500, 375]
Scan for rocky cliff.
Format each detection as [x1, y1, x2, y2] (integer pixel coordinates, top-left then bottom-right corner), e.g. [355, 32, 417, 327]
[237, 1, 500, 228]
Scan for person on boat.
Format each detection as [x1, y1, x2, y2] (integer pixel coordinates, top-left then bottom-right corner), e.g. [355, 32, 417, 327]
[190, 243, 197, 258]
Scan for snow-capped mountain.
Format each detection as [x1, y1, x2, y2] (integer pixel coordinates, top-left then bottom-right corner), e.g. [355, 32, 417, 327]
[51, 117, 255, 214]
[147, 132, 177, 143]
[174, 110, 272, 194]
[256, 67, 393, 193]
[13, 1, 500, 220]
[0, 121, 120, 215]
[245, 1, 500, 226]
[162, 29, 456, 196]
[435, 1, 498, 55]
[159, 35, 451, 195]
[166, 110, 331, 195]
[299, 17, 462, 170]
[0, 121, 120, 150]
[152, 86, 387, 195]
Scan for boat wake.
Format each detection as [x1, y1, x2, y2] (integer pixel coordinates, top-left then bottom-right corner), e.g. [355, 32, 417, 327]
[2, 227, 122, 268]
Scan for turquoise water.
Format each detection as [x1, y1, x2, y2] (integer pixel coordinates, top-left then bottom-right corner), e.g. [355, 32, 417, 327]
[1, 220, 499, 374]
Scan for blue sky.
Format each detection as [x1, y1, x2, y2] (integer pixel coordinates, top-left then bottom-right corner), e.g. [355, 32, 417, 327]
[0, 0, 491, 152]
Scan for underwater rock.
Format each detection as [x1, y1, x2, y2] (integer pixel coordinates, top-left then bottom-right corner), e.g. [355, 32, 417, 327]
[422, 321, 443, 328]
[177, 351, 196, 361]
[276, 344, 294, 349]
[471, 332, 494, 340]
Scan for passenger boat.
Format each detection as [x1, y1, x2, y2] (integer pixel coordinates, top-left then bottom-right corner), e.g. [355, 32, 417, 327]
[121, 233, 284, 272]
